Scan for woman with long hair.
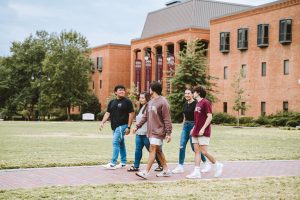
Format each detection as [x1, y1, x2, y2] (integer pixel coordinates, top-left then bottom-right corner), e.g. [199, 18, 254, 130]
[127, 92, 162, 171]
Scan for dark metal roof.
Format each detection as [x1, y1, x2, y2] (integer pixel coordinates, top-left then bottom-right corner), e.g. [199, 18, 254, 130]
[140, 0, 252, 39]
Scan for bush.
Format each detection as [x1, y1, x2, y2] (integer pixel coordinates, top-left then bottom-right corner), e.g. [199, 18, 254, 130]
[212, 113, 236, 124]
[286, 120, 300, 127]
[239, 117, 254, 124]
[255, 116, 271, 125]
[243, 122, 260, 127]
[270, 117, 289, 127]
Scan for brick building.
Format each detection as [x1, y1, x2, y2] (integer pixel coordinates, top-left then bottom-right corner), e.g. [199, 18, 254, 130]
[209, 0, 300, 117]
[88, 0, 300, 117]
[89, 44, 131, 110]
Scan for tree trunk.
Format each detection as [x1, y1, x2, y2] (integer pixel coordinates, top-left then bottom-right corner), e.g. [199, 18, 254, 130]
[67, 106, 71, 121]
[237, 110, 240, 127]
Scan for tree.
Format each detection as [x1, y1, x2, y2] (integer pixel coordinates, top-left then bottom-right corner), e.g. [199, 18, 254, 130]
[80, 93, 101, 116]
[0, 31, 51, 120]
[42, 30, 92, 120]
[232, 72, 249, 127]
[167, 39, 216, 122]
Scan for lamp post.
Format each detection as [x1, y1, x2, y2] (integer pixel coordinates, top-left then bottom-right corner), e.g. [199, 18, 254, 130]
[31, 66, 50, 120]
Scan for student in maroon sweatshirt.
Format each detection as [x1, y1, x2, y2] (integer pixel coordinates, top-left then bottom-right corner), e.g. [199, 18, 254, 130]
[186, 86, 223, 179]
[133, 81, 172, 179]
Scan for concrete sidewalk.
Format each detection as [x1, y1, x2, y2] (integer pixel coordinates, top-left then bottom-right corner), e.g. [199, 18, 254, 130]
[1, 160, 300, 190]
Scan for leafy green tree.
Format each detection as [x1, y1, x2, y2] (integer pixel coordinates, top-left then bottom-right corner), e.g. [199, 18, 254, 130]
[42, 30, 92, 120]
[80, 93, 101, 116]
[168, 39, 216, 122]
[232, 72, 249, 126]
[0, 31, 50, 120]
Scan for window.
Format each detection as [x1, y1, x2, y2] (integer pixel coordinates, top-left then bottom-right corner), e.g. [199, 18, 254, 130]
[241, 102, 246, 115]
[224, 66, 228, 79]
[257, 24, 269, 47]
[283, 101, 288, 112]
[100, 80, 102, 89]
[220, 32, 230, 52]
[284, 60, 289, 75]
[279, 19, 292, 44]
[261, 62, 266, 76]
[97, 57, 103, 71]
[223, 102, 228, 113]
[237, 28, 248, 50]
[261, 102, 266, 116]
[241, 64, 246, 78]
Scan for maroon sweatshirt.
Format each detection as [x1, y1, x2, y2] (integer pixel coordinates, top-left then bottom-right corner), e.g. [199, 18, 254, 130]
[136, 96, 172, 140]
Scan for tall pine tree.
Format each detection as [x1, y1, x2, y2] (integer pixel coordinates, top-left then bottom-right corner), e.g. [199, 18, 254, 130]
[168, 39, 216, 122]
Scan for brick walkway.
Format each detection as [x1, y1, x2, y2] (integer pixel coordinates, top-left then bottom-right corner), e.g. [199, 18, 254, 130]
[1, 160, 300, 190]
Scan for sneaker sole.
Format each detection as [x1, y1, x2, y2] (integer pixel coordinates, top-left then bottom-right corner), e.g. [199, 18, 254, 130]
[136, 173, 147, 180]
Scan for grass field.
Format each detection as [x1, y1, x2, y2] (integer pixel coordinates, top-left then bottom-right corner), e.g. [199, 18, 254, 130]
[0, 177, 299, 200]
[0, 121, 300, 169]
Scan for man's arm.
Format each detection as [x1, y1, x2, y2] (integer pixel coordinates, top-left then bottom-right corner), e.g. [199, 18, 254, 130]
[199, 113, 212, 135]
[125, 112, 135, 135]
[99, 112, 110, 131]
[161, 102, 172, 136]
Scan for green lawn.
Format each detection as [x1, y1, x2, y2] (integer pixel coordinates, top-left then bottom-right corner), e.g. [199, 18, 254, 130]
[0, 121, 300, 169]
[1, 177, 299, 200]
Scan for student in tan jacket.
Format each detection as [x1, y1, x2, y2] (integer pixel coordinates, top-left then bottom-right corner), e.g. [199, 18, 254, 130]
[133, 81, 172, 179]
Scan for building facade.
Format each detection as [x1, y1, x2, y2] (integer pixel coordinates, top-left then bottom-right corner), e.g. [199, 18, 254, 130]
[90, 44, 131, 110]
[87, 0, 299, 118]
[209, 0, 300, 117]
[130, 0, 251, 94]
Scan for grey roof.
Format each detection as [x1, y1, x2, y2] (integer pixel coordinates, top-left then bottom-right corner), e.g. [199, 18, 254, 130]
[140, 0, 252, 39]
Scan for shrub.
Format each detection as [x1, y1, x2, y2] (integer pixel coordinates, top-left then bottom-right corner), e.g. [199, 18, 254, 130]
[270, 117, 289, 127]
[212, 113, 236, 124]
[239, 117, 254, 124]
[286, 120, 300, 127]
[243, 122, 260, 127]
[255, 116, 271, 125]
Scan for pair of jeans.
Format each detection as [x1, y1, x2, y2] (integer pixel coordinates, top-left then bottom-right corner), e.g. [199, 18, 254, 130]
[179, 121, 206, 165]
[111, 124, 127, 165]
[134, 134, 161, 168]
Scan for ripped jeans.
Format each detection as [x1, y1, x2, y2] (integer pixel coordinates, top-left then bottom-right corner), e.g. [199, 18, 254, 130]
[178, 121, 206, 165]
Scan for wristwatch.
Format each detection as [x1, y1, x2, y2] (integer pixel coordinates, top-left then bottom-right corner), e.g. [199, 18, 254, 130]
[127, 126, 131, 129]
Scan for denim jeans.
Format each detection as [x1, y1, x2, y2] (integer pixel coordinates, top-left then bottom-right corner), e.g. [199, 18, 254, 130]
[134, 134, 161, 168]
[111, 124, 127, 165]
[179, 121, 206, 165]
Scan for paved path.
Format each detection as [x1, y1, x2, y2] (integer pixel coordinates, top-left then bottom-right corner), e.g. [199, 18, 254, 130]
[1, 160, 300, 190]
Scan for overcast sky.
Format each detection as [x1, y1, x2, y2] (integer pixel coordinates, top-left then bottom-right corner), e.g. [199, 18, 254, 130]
[0, 0, 275, 56]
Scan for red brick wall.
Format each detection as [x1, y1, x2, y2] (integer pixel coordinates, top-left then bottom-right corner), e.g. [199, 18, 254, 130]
[90, 44, 131, 111]
[209, 0, 300, 117]
[130, 28, 210, 95]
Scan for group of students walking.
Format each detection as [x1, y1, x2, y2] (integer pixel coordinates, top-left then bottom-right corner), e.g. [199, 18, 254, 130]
[99, 81, 223, 179]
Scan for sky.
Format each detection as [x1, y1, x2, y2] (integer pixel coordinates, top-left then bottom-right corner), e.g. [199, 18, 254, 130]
[0, 0, 276, 56]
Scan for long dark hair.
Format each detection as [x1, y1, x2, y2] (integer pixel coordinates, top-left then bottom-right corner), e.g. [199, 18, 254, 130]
[138, 92, 150, 114]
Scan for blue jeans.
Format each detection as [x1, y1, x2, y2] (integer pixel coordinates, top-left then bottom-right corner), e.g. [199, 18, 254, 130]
[179, 121, 206, 165]
[111, 124, 127, 165]
[134, 134, 161, 168]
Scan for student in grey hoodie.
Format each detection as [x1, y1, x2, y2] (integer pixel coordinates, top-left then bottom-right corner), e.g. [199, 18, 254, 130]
[127, 92, 162, 172]
[133, 81, 172, 179]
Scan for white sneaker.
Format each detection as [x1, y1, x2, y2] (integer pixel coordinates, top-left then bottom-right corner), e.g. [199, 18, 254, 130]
[172, 165, 184, 174]
[186, 170, 201, 179]
[201, 162, 211, 173]
[102, 163, 117, 170]
[214, 163, 224, 177]
[116, 163, 127, 169]
[156, 170, 172, 177]
[136, 171, 149, 179]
